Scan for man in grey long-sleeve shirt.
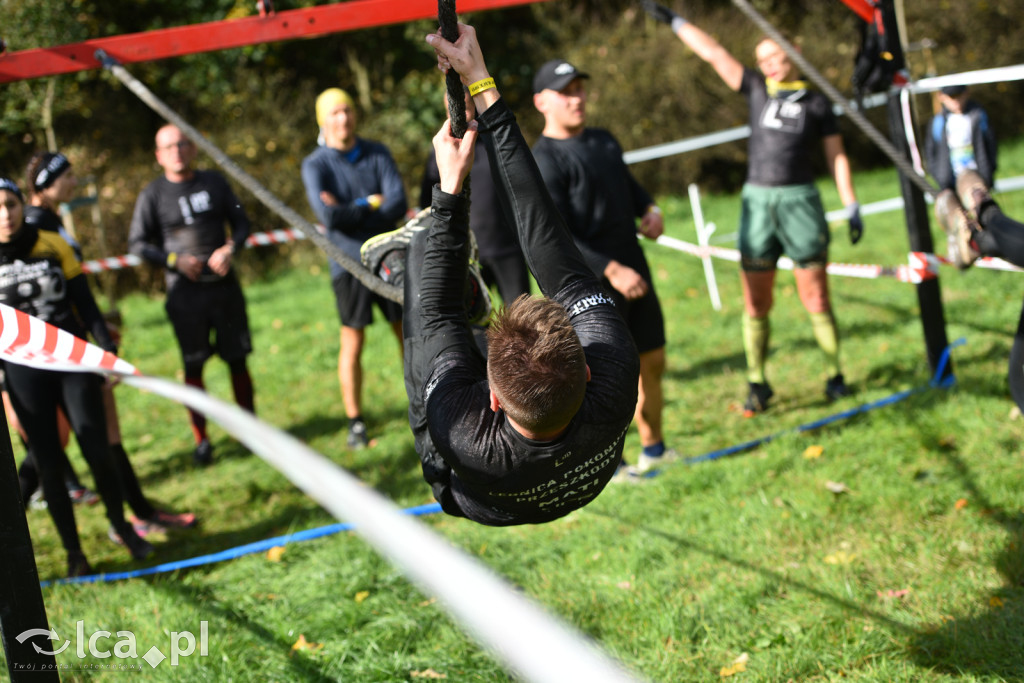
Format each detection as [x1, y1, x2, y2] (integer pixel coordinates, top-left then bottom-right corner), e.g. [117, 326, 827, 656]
[128, 124, 255, 466]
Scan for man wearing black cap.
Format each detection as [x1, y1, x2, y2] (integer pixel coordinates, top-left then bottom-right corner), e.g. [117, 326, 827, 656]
[531, 58, 678, 478]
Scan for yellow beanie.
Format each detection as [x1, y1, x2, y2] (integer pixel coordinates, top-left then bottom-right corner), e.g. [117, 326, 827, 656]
[315, 88, 355, 128]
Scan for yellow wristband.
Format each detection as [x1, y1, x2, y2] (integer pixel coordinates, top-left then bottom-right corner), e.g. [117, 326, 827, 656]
[367, 195, 382, 210]
[468, 77, 496, 97]
[166, 252, 178, 269]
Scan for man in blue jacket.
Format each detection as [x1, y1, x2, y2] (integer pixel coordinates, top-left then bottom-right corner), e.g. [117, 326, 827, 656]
[301, 88, 408, 449]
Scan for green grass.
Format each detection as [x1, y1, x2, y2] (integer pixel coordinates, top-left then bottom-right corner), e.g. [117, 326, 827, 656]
[4, 139, 1024, 681]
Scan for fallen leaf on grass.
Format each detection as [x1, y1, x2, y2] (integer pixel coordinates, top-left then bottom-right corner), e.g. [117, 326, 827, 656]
[824, 551, 856, 565]
[719, 652, 749, 677]
[803, 445, 824, 460]
[989, 596, 1005, 608]
[418, 598, 437, 607]
[955, 498, 969, 510]
[411, 669, 447, 679]
[824, 481, 851, 494]
[290, 634, 323, 655]
[877, 588, 910, 600]
[266, 546, 286, 562]
[354, 591, 370, 603]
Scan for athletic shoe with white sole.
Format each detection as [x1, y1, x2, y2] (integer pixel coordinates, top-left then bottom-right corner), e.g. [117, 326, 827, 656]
[360, 208, 491, 325]
[934, 188, 980, 270]
[636, 447, 683, 474]
[359, 207, 432, 287]
[69, 486, 100, 506]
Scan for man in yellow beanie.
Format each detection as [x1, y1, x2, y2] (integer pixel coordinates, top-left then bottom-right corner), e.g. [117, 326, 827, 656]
[301, 88, 408, 449]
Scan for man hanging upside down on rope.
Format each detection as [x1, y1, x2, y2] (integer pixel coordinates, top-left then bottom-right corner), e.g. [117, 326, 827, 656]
[360, 22, 640, 525]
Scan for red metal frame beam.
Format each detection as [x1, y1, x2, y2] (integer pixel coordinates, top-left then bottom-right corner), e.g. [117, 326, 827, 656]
[836, 0, 876, 23]
[0, 0, 547, 83]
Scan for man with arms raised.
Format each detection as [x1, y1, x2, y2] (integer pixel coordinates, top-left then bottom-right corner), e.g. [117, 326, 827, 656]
[364, 22, 640, 524]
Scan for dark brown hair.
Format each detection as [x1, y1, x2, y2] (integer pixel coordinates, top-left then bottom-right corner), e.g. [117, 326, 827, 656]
[486, 295, 587, 435]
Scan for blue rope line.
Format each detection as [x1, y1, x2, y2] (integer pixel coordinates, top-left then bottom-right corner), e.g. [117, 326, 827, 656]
[42, 502, 443, 588]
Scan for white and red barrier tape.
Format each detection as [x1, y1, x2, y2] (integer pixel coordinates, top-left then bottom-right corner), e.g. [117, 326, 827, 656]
[82, 219, 1023, 285]
[80, 227, 310, 274]
[653, 234, 1022, 285]
[0, 304, 138, 375]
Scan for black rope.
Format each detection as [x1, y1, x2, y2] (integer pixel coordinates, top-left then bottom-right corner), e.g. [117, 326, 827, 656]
[729, 0, 939, 199]
[95, 49, 403, 304]
[438, 0, 468, 139]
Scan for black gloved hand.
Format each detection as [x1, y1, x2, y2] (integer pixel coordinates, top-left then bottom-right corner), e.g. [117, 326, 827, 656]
[847, 202, 864, 245]
[641, 1, 678, 25]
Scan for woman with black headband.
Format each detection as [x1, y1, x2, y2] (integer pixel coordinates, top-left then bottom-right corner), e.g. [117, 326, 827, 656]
[1, 152, 95, 509]
[0, 176, 191, 576]
[24, 153, 198, 542]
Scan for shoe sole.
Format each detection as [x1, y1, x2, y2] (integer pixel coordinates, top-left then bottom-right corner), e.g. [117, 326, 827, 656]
[956, 170, 991, 218]
[360, 207, 431, 273]
[935, 190, 978, 269]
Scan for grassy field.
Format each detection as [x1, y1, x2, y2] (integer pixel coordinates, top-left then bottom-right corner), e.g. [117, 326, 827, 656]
[3, 138, 1024, 681]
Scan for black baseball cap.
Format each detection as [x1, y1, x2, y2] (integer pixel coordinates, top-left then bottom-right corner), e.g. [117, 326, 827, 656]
[940, 84, 967, 97]
[532, 59, 590, 94]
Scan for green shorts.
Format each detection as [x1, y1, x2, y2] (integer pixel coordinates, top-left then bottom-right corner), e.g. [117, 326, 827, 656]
[738, 183, 830, 271]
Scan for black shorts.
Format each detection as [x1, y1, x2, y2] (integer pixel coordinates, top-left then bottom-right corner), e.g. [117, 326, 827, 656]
[332, 270, 403, 329]
[606, 281, 666, 355]
[165, 273, 252, 366]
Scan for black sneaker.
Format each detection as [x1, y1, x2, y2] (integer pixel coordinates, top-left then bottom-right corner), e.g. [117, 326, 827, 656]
[67, 551, 94, 578]
[360, 207, 431, 284]
[193, 439, 213, 466]
[825, 374, 852, 401]
[68, 486, 100, 506]
[743, 381, 774, 417]
[110, 524, 155, 561]
[347, 419, 369, 450]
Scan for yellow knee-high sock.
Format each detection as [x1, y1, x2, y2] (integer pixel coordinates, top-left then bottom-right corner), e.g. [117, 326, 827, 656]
[742, 313, 770, 384]
[810, 310, 841, 377]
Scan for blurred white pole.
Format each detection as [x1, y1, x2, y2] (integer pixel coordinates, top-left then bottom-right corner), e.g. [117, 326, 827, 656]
[688, 183, 723, 311]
